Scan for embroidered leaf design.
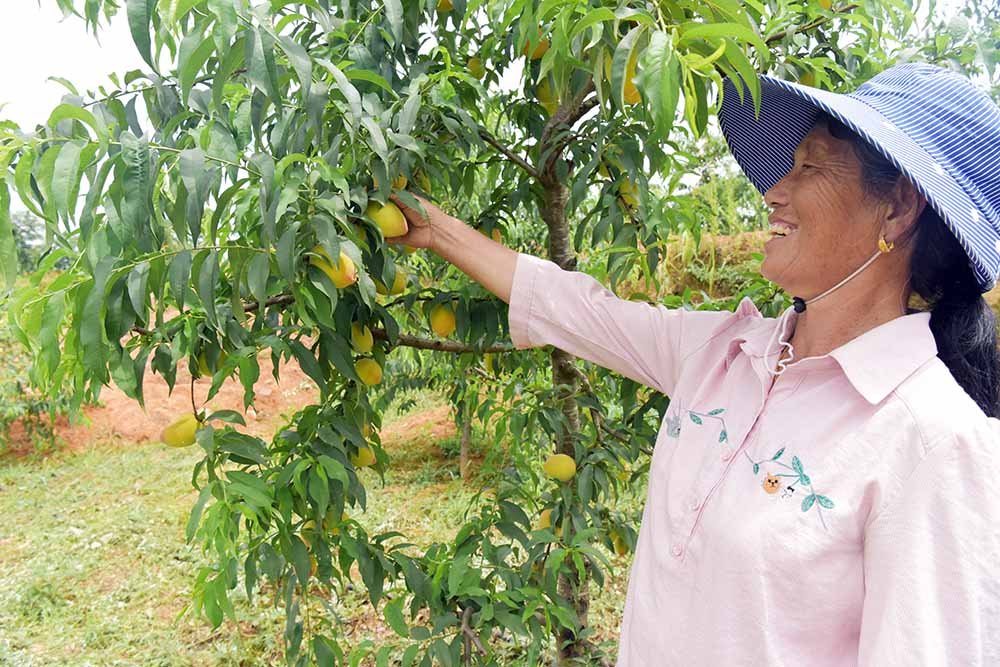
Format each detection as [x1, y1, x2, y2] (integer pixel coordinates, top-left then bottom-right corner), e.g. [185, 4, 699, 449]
[800, 473, 811, 486]
[718, 430, 727, 443]
[791, 456, 804, 475]
[752, 463, 759, 475]
[771, 447, 785, 461]
[689, 413, 702, 425]
[801, 494, 816, 512]
[816, 495, 835, 509]
[708, 408, 725, 415]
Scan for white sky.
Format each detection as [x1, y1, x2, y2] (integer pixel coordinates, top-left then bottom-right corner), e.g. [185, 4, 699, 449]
[0, 1, 970, 129]
[0, 3, 145, 129]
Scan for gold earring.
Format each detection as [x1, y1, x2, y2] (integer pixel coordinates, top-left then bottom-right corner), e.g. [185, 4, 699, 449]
[878, 235, 894, 254]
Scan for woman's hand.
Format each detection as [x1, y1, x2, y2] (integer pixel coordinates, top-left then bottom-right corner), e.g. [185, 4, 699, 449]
[387, 192, 518, 303]
[388, 193, 445, 250]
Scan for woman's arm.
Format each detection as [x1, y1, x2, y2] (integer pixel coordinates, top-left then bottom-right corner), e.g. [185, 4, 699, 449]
[388, 193, 733, 396]
[857, 428, 1000, 665]
[389, 194, 517, 303]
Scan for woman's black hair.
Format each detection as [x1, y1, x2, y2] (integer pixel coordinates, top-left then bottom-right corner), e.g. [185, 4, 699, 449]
[820, 113, 1000, 417]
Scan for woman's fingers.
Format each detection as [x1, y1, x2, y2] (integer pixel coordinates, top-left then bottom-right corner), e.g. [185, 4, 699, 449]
[390, 193, 431, 225]
[387, 193, 435, 248]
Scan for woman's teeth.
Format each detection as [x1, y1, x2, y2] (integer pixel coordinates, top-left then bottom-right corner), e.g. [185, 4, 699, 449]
[769, 223, 797, 236]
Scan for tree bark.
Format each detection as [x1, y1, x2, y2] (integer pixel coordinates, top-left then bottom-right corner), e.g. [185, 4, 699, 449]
[539, 155, 593, 667]
[460, 414, 472, 482]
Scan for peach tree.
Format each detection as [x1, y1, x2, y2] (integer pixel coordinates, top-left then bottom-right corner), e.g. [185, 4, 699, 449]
[0, 0, 950, 664]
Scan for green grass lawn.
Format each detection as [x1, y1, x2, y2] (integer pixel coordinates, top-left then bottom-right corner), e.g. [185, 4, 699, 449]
[0, 392, 639, 666]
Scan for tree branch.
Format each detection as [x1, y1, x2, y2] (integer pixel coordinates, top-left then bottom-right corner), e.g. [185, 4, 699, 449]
[132, 294, 514, 355]
[460, 606, 488, 658]
[539, 80, 598, 186]
[371, 327, 513, 354]
[478, 128, 540, 180]
[764, 3, 861, 44]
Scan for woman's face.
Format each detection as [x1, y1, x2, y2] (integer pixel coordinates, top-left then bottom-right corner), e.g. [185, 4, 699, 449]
[760, 121, 884, 296]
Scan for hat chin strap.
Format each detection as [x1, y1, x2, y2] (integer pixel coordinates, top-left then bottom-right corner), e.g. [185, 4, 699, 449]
[766, 250, 884, 378]
[792, 250, 883, 313]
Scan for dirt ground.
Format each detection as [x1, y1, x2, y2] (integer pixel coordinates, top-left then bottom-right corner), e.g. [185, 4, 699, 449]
[4, 348, 321, 457]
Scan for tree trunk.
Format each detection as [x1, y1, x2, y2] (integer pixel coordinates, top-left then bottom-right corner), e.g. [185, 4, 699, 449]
[540, 176, 593, 666]
[460, 414, 472, 482]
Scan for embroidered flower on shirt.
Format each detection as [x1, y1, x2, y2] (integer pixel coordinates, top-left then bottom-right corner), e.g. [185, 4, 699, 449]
[666, 413, 682, 438]
[746, 447, 836, 530]
[672, 406, 836, 530]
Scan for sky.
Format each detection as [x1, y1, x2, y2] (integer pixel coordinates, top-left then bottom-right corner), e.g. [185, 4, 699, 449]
[0, 1, 971, 129]
[0, 3, 145, 129]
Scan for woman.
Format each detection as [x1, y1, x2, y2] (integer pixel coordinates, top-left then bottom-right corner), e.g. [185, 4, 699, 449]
[390, 63, 1000, 665]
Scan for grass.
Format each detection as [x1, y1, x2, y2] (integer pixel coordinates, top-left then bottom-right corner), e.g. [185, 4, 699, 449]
[0, 391, 641, 666]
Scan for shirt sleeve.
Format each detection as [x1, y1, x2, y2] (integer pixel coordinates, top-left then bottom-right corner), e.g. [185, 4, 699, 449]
[507, 253, 732, 396]
[858, 426, 1000, 666]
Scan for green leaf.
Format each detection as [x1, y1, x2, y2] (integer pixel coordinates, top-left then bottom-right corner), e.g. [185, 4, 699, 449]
[186, 485, 213, 542]
[247, 252, 270, 306]
[400, 644, 420, 667]
[198, 250, 219, 328]
[639, 30, 682, 140]
[216, 431, 268, 465]
[276, 225, 297, 280]
[752, 462, 759, 474]
[52, 141, 86, 220]
[317, 58, 362, 130]
[313, 636, 339, 666]
[14, 149, 43, 218]
[771, 447, 784, 461]
[384, 0, 403, 44]
[0, 183, 17, 292]
[677, 21, 768, 55]
[308, 467, 330, 516]
[278, 35, 313, 100]
[569, 7, 616, 40]
[80, 255, 116, 374]
[718, 430, 727, 442]
[689, 413, 702, 424]
[47, 103, 108, 149]
[126, 0, 158, 71]
[126, 261, 150, 314]
[290, 529, 311, 586]
[708, 408, 725, 415]
[168, 250, 192, 310]
[226, 470, 272, 507]
[179, 148, 206, 245]
[721, 38, 761, 115]
[178, 21, 216, 105]
[816, 495, 835, 509]
[610, 25, 645, 110]
[383, 597, 409, 637]
[205, 409, 246, 426]
[345, 68, 396, 95]
[120, 132, 152, 247]
[247, 26, 282, 104]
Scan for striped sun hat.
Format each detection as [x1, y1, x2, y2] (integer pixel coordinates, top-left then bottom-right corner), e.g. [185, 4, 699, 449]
[718, 62, 1000, 292]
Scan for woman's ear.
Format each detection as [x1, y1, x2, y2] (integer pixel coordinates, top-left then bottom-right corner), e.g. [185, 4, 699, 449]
[883, 178, 927, 244]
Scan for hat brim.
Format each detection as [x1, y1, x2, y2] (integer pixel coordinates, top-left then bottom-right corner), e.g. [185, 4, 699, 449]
[719, 75, 997, 292]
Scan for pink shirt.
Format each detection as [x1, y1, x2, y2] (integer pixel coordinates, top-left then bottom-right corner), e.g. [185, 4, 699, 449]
[508, 253, 1000, 666]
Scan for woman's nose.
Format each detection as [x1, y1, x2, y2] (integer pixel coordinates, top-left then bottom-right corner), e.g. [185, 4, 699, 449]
[764, 174, 791, 209]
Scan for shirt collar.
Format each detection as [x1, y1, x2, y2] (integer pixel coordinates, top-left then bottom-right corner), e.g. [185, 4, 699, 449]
[828, 310, 937, 404]
[726, 303, 938, 404]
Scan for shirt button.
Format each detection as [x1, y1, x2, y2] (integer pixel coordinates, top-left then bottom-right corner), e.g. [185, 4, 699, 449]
[688, 498, 701, 511]
[720, 450, 732, 461]
[671, 544, 683, 558]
